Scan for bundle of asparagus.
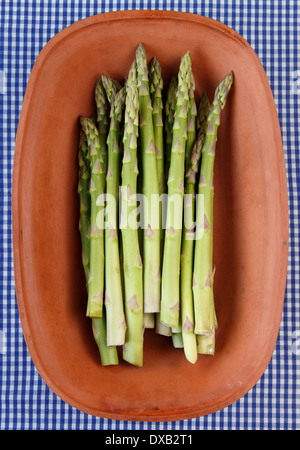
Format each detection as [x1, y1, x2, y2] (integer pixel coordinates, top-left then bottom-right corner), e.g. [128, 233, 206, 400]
[77, 43, 233, 366]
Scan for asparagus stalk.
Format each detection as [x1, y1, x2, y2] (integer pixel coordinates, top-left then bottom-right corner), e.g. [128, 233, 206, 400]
[180, 92, 211, 354]
[95, 78, 109, 172]
[149, 56, 165, 259]
[194, 91, 215, 354]
[160, 52, 193, 329]
[185, 73, 197, 172]
[149, 57, 171, 337]
[164, 75, 178, 180]
[136, 43, 161, 314]
[80, 115, 106, 318]
[120, 61, 144, 366]
[78, 129, 91, 283]
[196, 91, 211, 135]
[104, 86, 127, 346]
[78, 123, 118, 365]
[149, 57, 165, 203]
[180, 133, 204, 364]
[193, 72, 233, 335]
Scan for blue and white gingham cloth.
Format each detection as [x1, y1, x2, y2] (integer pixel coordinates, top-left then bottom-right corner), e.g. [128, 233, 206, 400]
[1, 0, 299, 430]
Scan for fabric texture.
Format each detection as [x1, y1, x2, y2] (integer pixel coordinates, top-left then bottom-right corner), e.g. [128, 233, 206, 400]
[1, 0, 299, 430]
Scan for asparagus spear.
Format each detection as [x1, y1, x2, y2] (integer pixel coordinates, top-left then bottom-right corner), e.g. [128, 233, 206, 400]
[149, 56, 165, 259]
[160, 52, 193, 329]
[95, 78, 109, 172]
[78, 123, 118, 365]
[196, 91, 211, 135]
[120, 61, 144, 366]
[104, 86, 127, 346]
[80, 116, 106, 318]
[149, 57, 171, 337]
[185, 73, 197, 172]
[78, 129, 91, 283]
[194, 91, 216, 355]
[136, 43, 161, 315]
[164, 75, 178, 180]
[180, 92, 211, 355]
[149, 57, 165, 202]
[180, 133, 204, 364]
[193, 72, 233, 336]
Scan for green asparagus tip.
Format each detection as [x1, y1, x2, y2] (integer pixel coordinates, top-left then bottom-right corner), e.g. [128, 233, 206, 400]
[101, 74, 122, 104]
[124, 78, 139, 139]
[186, 133, 204, 182]
[218, 71, 234, 109]
[79, 116, 96, 137]
[196, 91, 211, 135]
[165, 76, 178, 113]
[112, 86, 126, 118]
[79, 115, 90, 133]
[136, 42, 147, 60]
[178, 51, 192, 98]
[136, 42, 149, 85]
[149, 57, 163, 93]
[95, 78, 108, 119]
[126, 60, 138, 91]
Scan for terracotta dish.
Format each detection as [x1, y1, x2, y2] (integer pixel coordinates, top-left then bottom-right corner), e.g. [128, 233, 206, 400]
[13, 10, 288, 421]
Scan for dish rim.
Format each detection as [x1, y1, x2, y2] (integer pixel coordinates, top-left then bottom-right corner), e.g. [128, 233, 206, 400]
[12, 9, 289, 421]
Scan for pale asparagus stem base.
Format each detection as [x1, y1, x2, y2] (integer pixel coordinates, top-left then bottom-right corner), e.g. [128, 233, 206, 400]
[87, 237, 104, 317]
[193, 184, 214, 334]
[197, 330, 215, 355]
[143, 313, 155, 329]
[161, 52, 193, 329]
[121, 63, 144, 367]
[193, 71, 233, 336]
[155, 314, 172, 336]
[121, 220, 144, 366]
[136, 43, 161, 314]
[172, 332, 183, 348]
[92, 317, 119, 365]
[104, 86, 127, 346]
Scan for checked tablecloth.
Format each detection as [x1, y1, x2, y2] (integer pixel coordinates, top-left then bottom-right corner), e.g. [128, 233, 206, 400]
[1, 0, 299, 430]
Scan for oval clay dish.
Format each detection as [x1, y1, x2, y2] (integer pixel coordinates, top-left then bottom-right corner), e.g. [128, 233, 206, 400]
[13, 10, 288, 421]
